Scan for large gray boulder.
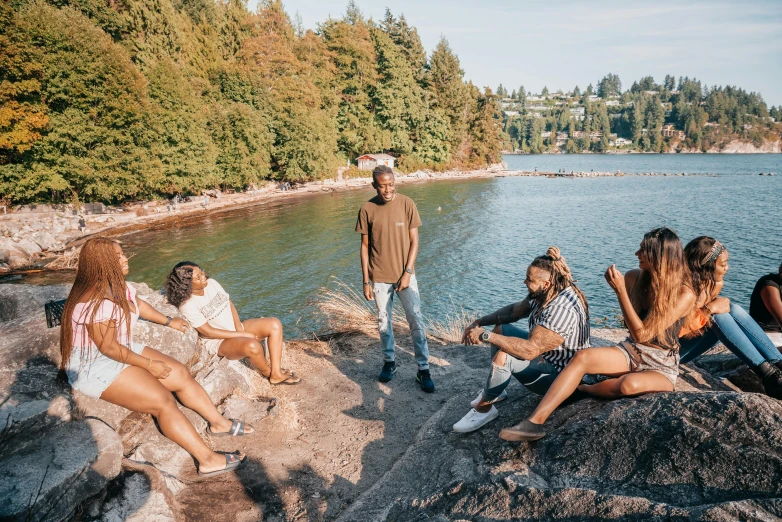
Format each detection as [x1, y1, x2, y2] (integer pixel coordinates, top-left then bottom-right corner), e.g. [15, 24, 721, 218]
[339, 390, 782, 522]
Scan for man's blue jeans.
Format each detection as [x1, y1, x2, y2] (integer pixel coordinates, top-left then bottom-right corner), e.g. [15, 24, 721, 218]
[483, 323, 560, 399]
[680, 302, 782, 367]
[373, 275, 429, 370]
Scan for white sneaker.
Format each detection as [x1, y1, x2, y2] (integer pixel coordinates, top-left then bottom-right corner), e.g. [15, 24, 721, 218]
[470, 389, 508, 409]
[453, 406, 499, 433]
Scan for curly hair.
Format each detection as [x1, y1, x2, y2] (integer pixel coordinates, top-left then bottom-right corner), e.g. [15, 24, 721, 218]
[529, 246, 589, 319]
[165, 261, 200, 308]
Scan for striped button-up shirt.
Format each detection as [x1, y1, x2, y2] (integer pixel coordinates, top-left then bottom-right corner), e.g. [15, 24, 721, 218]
[529, 286, 590, 370]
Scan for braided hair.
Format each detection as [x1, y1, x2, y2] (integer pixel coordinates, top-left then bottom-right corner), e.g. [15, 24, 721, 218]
[164, 261, 200, 308]
[60, 238, 131, 369]
[529, 246, 589, 319]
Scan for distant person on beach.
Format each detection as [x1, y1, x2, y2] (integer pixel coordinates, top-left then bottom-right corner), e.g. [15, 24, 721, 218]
[60, 238, 249, 477]
[498, 227, 695, 442]
[356, 165, 434, 392]
[678, 238, 782, 398]
[165, 263, 300, 385]
[454, 247, 590, 433]
[750, 262, 782, 346]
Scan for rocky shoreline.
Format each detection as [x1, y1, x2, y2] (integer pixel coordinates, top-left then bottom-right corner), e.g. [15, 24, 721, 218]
[0, 164, 739, 274]
[1, 282, 781, 521]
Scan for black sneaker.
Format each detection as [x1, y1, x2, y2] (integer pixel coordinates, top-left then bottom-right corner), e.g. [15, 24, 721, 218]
[416, 369, 435, 393]
[378, 361, 397, 383]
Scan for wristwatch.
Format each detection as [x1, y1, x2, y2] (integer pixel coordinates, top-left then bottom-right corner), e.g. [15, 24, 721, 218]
[479, 330, 491, 343]
[405, 268, 414, 274]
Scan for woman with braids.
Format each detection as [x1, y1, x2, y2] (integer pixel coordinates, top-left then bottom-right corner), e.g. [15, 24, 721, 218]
[165, 262, 300, 385]
[498, 227, 695, 441]
[678, 237, 782, 398]
[454, 246, 591, 433]
[62, 239, 251, 478]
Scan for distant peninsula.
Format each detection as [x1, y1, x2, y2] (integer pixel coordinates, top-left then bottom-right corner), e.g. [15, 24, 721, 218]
[496, 76, 782, 154]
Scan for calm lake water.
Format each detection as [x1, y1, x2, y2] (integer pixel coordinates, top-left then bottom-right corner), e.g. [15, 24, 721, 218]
[8, 154, 780, 338]
[105, 154, 781, 338]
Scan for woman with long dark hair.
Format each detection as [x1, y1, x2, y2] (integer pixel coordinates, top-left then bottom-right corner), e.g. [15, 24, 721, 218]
[61, 238, 250, 477]
[678, 236, 782, 398]
[165, 262, 300, 385]
[499, 227, 695, 441]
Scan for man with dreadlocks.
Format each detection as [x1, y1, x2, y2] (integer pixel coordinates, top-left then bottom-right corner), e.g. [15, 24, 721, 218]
[453, 247, 590, 433]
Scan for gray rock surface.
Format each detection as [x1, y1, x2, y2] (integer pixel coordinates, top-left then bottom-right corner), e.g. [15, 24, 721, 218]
[339, 389, 782, 522]
[0, 418, 123, 522]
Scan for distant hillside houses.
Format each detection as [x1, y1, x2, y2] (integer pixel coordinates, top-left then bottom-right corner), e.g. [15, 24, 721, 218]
[497, 76, 781, 154]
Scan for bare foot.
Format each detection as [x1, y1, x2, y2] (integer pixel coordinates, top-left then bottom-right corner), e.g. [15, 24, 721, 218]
[199, 451, 246, 474]
[209, 418, 254, 435]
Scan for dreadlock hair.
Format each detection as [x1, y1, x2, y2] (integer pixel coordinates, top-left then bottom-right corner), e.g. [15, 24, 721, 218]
[684, 236, 725, 305]
[630, 227, 691, 347]
[529, 246, 589, 319]
[60, 238, 131, 370]
[165, 261, 200, 308]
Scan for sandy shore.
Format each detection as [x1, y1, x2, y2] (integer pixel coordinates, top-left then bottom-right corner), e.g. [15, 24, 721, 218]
[0, 164, 715, 273]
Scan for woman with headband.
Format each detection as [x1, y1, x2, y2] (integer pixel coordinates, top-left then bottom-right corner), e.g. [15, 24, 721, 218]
[678, 237, 782, 399]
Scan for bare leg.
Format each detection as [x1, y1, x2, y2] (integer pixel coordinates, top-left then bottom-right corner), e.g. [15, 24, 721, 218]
[218, 337, 271, 377]
[578, 371, 674, 399]
[242, 317, 292, 383]
[141, 347, 252, 435]
[528, 347, 631, 425]
[100, 365, 237, 474]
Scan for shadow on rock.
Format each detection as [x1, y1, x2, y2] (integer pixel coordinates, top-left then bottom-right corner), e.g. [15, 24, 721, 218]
[0, 356, 125, 522]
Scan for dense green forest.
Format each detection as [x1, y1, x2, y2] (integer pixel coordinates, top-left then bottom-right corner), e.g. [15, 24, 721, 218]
[499, 74, 782, 154]
[0, 0, 502, 204]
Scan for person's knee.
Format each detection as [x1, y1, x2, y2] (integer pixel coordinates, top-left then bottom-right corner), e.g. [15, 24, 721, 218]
[269, 317, 282, 333]
[245, 340, 263, 357]
[492, 351, 507, 367]
[151, 392, 178, 417]
[168, 361, 192, 383]
[618, 377, 644, 396]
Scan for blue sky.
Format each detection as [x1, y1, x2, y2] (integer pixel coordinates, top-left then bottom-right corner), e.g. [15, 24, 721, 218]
[248, 0, 782, 106]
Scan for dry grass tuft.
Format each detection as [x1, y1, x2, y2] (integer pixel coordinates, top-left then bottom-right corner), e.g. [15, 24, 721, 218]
[315, 279, 476, 349]
[426, 302, 474, 345]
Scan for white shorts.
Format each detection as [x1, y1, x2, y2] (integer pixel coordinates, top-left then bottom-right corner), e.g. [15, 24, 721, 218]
[66, 342, 146, 398]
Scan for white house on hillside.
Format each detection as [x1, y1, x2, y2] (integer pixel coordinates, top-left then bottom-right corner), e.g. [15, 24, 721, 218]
[357, 153, 396, 171]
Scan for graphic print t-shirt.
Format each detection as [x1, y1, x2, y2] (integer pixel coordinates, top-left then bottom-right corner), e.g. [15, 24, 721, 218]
[179, 279, 236, 332]
[355, 194, 422, 283]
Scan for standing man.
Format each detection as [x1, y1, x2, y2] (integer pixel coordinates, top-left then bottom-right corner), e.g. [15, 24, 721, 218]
[356, 165, 434, 392]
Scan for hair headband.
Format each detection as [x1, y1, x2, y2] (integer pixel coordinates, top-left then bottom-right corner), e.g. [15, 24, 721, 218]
[700, 241, 724, 266]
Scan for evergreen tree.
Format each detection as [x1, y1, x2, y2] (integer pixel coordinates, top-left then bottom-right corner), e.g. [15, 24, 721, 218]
[541, 86, 549, 97]
[597, 73, 621, 98]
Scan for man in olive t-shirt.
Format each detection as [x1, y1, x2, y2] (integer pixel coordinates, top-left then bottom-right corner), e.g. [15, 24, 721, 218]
[356, 165, 434, 392]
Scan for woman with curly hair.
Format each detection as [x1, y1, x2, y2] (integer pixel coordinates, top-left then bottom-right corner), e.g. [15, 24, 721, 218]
[165, 262, 300, 385]
[61, 239, 251, 478]
[678, 237, 782, 398]
[499, 227, 695, 441]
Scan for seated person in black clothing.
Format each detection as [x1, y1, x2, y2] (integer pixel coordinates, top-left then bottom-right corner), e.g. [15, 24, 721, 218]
[750, 262, 782, 346]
